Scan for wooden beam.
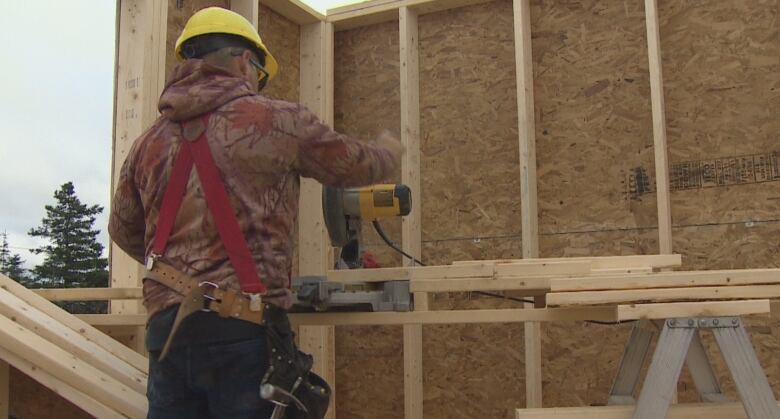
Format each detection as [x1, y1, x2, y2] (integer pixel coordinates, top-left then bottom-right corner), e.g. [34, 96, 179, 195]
[0, 274, 148, 373]
[260, 0, 324, 25]
[409, 276, 550, 293]
[453, 254, 682, 270]
[616, 300, 771, 321]
[0, 346, 124, 419]
[400, 6, 424, 419]
[0, 287, 147, 394]
[231, 0, 259, 28]
[0, 315, 147, 418]
[33, 287, 143, 301]
[77, 314, 147, 326]
[327, 267, 410, 282]
[112, 0, 168, 354]
[326, 0, 494, 31]
[298, 20, 336, 419]
[513, 0, 542, 408]
[515, 402, 780, 419]
[551, 269, 780, 292]
[644, 0, 673, 254]
[548, 285, 780, 307]
[290, 307, 618, 326]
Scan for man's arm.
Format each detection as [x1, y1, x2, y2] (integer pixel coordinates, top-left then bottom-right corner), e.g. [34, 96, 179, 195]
[108, 152, 146, 265]
[292, 105, 402, 186]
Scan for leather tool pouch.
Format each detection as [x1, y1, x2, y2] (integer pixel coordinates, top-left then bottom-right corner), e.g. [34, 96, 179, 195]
[262, 306, 331, 419]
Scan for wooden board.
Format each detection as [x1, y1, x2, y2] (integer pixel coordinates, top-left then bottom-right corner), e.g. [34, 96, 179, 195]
[616, 300, 771, 321]
[33, 287, 143, 301]
[551, 269, 780, 292]
[453, 254, 681, 270]
[291, 307, 617, 326]
[259, 0, 324, 24]
[409, 276, 550, 293]
[547, 285, 780, 307]
[327, 0, 495, 31]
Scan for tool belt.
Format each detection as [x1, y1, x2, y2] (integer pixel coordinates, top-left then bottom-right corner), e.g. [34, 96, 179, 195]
[146, 261, 266, 359]
[148, 261, 330, 418]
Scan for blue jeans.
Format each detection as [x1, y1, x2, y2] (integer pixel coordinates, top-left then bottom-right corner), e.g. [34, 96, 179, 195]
[147, 337, 276, 418]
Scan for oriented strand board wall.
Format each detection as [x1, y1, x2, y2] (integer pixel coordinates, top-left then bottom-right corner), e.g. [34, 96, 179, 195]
[166, 0, 229, 79]
[258, 3, 300, 101]
[9, 368, 90, 419]
[332, 0, 780, 417]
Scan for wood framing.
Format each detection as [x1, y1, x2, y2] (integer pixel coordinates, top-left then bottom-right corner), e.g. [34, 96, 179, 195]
[259, 0, 325, 24]
[112, 0, 168, 353]
[453, 254, 682, 270]
[327, 0, 494, 30]
[644, 0, 673, 254]
[399, 6, 425, 419]
[513, 0, 542, 407]
[231, 0, 259, 28]
[298, 19, 337, 419]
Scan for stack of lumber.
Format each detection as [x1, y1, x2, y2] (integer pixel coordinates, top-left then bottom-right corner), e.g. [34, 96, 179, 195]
[0, 273, 148, 418]
[326, 254, 683, 294]
[546, 269, 780, 320]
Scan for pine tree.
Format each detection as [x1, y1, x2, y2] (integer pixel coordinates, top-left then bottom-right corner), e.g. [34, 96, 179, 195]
[0, 232, 29, 285]
[29, 182, 108, 313]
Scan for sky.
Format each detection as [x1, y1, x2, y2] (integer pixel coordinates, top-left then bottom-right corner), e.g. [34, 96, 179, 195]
[0, 1, 359, 270]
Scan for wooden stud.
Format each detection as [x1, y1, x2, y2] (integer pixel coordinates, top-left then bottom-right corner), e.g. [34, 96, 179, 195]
[643, 0, 673, 254]
[0, 274, 148, 373]
[112, 0, 168, 354]
[409, 276, 550, 293]
[400, 6, 425, 419]
[617, 300, 771, 321]
[548, 285, 780, 307]
[513, 0, 542, 408]
[298, 20, 337, 419]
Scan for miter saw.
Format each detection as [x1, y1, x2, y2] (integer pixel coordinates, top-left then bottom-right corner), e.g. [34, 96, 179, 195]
[291, 184, 414, 313]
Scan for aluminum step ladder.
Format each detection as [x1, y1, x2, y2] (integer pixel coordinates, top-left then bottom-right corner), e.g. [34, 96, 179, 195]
[608, 316, 780, 419]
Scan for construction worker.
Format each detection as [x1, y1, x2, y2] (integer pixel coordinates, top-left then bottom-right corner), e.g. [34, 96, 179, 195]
[108, 7, 402, 418]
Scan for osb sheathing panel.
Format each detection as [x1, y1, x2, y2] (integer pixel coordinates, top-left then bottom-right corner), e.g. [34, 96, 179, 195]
[333, 20, 403, 268]
[532, 0, 657, 237]
[332, 20, 405, 419]
[661, 0, 780, 227]
[259, 3, 300, 101]
[9, 367, 91, 419]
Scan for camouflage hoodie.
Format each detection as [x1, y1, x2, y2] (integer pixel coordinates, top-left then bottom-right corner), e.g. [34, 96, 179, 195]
[109, 60, 398, 319]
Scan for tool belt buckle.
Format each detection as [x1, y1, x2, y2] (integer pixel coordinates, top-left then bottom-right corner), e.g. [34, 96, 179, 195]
[199, 281, 219, 312]
[146, 253, 160, 270]
[247, 293, 263, 312]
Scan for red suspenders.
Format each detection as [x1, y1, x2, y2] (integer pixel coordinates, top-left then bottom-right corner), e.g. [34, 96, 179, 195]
[149, 114, 267, 294]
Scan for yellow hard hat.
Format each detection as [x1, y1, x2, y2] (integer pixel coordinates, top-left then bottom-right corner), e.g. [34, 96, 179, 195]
[175, 7, 279, 83]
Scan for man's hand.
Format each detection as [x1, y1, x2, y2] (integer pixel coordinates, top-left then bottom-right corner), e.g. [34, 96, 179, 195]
[374, 130, 405, 162]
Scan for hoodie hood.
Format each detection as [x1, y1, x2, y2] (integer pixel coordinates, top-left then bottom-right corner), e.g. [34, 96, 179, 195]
[158, 60, 255, 122]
